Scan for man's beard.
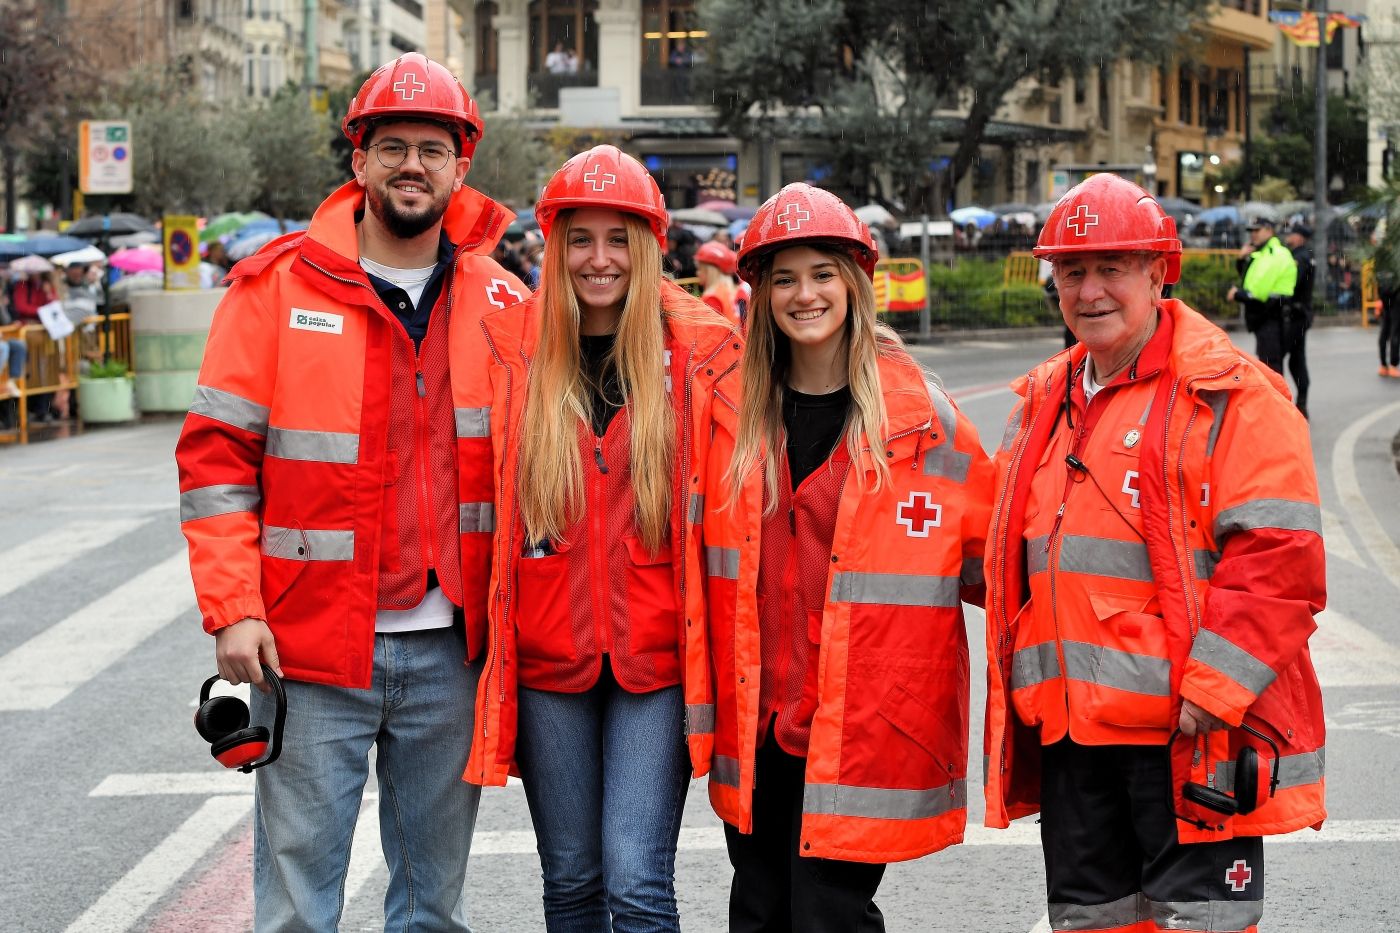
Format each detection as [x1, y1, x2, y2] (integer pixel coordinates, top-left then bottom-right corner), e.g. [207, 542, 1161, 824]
[366, 173, 451, 239]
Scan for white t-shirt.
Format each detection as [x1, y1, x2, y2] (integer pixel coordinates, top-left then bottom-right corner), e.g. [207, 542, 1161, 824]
[1083, 359, 1106, 402]
[360, 256, 435, 310]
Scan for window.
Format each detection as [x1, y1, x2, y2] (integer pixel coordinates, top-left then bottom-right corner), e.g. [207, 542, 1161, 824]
[529, 0, 599, 74]
[393, 0, 424, 17]
[1098, 63, 1111, 129]
[1327, 27, 1345, 70]
[476, 2, 498, 78]
[1197, 69, 1210, 128]
[245, 49, 255, 95]
[642, 0, 706, 71]
[1177, 67, 1192, 125]
[260, 44, 272, 97]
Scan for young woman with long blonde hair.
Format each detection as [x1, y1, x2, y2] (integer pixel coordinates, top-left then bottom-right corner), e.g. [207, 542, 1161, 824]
[465, 145, 741, 932]
[701, 184, 995, 932]
[695, 239, 743, 326]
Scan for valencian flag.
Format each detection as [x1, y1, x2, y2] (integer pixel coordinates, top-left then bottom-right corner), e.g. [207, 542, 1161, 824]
[1269, 10, 1365, 47]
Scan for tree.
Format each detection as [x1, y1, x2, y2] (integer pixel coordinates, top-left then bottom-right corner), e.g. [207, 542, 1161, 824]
[699, 0, 1215, 212]
[0, 0, 101, 229]
[467, 94, 556, 208]
[1217, 86, 1367, 202]
[241, 86, 346, 227]
[88, 68, 257, 218]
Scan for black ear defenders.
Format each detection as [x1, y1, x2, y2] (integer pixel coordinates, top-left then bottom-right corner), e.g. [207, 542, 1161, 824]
[194, 666, 286, 772]
[1169, 722, 1280, 828]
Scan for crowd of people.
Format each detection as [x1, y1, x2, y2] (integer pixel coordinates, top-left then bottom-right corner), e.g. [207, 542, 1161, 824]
[0, 257, 105, 428]
[174, 53, 1329, 933]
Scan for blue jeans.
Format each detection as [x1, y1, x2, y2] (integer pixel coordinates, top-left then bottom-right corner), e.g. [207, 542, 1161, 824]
[515, 662, 690, 933]
[250, 627, 483, 933]
[0, 339, 26, 378]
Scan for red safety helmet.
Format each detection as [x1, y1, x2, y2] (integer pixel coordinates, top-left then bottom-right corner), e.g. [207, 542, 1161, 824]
[737, 183, 877, 284]
[694, 241, 738, 276]
[343, 53, 484, 158]
[535, 145, 670, 249]
[1033, 173, 1182, 284]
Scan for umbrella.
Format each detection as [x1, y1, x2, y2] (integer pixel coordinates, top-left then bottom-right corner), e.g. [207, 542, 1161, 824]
[989, 202, 1034, 216]
[9, 254, 55, 275]
[50, 245, 108, 266]
[110, 230, 160, 249]
[949, 206, 997, 228]
[201, 211, 272, 243]
[671, 207, 730, 226]
[0, 234, 93, 261]
[227, 231, 281, 261]
[1238, 202, 1280, 224]
[66, 212, 156, 238]
[696, 199, 736, 212]
[855, 204, 897, 227]
[109, 245, 163, 273]
[1033, 201, 1060, 223]
[728, 218, 750, 241]
[1196, 205, 1242, 226]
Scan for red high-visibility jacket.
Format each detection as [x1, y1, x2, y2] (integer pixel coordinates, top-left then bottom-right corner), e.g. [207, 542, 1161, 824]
[705, 348, 995, 863]
[984, 299, 1327, 842]
[464, 279, 742, 786]
[176, 179, 525, 687]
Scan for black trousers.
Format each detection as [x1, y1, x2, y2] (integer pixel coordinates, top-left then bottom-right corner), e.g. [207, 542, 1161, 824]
[1041, 740, 1264, 932]
[1381, 298, 1400, 367]
[1282, 318, 1310, 413]
[1252, 317, 1284, 374]
[725, 731, 886, 933]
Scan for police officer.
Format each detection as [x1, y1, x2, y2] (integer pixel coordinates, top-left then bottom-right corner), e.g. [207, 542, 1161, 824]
[1227, 216, 1297, 373]
[1283, 223, 1315, 417]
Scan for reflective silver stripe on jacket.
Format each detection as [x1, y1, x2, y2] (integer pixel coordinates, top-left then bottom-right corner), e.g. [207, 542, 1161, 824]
[1194, 548, 1220, 580]
[829, 571, 960, 608]
[180, 484, 261, 523]
[454, 406, 491, 438]
[189, 385, 269, 436]
[1027, 535, 1050, 576]
[1188, 628, 1277, 696]
[1057, 535, 1154, 582]
[1214, 498, 1322, 539]
[686, 703, 715, 735]
[802, 779, 966, 821]
[1011, 642, 1061, 691]
[1199, 389, 1229, 458]
[265, 427, 360, 464]
[459, 502, 496, 533]
[1000, 401, 1024, 453]
[923, 387, 972, 482]
[1049, 892, 1148, 931]
[1217, 747, 1325, 792]
[688, 493, 705, 525]
[711, 754, 740, 788]
[1150, 897, 1263, 932]
[1062, 640, 1172, 697]
[260, 525, 355, 561]
[706, 546, 740, 580]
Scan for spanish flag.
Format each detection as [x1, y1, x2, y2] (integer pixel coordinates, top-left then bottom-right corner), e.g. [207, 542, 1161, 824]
[1269, 10, 1366, 47]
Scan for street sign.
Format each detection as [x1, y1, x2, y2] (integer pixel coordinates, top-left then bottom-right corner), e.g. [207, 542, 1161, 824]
[79, 121, 133, 195]
[163, 215, 201, 291]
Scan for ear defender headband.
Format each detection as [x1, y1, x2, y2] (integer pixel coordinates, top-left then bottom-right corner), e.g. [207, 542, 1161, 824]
[1168, 721, 1280, 830]
[194, 666, 287, 773]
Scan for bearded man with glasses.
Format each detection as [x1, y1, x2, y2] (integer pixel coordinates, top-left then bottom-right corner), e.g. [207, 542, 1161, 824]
[176, 52, 526, 931]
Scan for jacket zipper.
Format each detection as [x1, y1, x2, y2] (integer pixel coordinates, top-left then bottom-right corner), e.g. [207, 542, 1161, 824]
[591, 424, 610, 655]
[1173, 366, 1234, 637]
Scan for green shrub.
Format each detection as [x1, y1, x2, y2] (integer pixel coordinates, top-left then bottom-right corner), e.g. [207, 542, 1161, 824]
[86, 360, 131, 379]
[1173, 257, 1239, 321]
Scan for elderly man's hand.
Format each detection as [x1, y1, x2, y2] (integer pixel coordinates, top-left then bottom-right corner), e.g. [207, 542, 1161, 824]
[1179, 699, 1228, 736]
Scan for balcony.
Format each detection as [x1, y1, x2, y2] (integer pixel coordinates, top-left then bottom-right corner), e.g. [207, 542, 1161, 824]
[1207, 5, 1275, 50]
[528, 69, 599, 109]
[640, 67, 709, 107]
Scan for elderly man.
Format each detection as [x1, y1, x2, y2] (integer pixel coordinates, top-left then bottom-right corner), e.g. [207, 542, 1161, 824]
[176, 52, 525, 931]
[1227, 216, 1296, 374]
[983, 174, 1326, 933]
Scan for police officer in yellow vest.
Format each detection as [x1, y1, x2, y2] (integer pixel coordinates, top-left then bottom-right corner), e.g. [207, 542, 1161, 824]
[1227, 216, 1297, 373]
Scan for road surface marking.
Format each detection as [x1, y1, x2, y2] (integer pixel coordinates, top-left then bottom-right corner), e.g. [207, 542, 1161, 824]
[1327, 700, 1400, 739]
[1331, 398, 1400, 587]
[0, 518, 146, 602]
[0, 552, 194, 710]
[1320, 508, 1367, 569]
[1311, 607, 1400, 687]
[63, 795, 251, 933]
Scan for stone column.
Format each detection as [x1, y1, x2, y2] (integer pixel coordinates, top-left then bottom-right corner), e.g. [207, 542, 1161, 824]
[594, 0, 641, 116]
[494, 0, 528, 112]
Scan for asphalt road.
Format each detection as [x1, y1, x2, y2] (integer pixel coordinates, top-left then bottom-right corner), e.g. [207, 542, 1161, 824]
[1, 324, 1398, 932]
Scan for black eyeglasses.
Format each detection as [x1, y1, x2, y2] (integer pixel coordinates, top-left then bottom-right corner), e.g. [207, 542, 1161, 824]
[367, 141, 456, 172]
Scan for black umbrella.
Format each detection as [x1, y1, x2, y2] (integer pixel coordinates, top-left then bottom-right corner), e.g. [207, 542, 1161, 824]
[66, 212, 156, 239]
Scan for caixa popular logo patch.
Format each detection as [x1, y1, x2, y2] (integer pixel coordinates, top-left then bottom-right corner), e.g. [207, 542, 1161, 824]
[289, 308, 344, 335]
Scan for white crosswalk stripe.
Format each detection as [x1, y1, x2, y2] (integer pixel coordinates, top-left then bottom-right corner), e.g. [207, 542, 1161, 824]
[0, 518, 147, 602]
[0, 552, 195, 710]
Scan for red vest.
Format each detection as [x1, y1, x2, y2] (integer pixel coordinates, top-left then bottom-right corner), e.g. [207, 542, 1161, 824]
[755, 448, 850, 756]
[513, 406, 681, 693]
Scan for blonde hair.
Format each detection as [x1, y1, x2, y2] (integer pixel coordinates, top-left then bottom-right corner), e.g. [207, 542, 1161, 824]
[517, 211, 676, 554]
[729, 246, 900, 513]
[697, 262, 737, 308]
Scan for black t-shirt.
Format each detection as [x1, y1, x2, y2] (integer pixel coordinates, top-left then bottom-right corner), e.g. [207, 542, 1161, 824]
[783, 385, 852, 489]
[580, 333, 624, 435]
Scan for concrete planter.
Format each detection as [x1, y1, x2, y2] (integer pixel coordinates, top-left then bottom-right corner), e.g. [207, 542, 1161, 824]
[129, 289, 223, 413]
[78, 375, 137, 423]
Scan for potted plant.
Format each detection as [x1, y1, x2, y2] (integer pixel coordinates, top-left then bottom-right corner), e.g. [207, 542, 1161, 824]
[78, 359, 137, 423]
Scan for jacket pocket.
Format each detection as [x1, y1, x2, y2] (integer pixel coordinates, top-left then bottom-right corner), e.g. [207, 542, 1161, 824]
[514, 547, 575, 663]
[1079, 591, 1174, 729]
[624, 535, 678, 655]
[1008, 601, 1048, 728]
[876, 681, 956, 776]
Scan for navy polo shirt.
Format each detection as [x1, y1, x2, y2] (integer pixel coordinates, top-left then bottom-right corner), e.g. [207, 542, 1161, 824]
[362, 231, 455, 350]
